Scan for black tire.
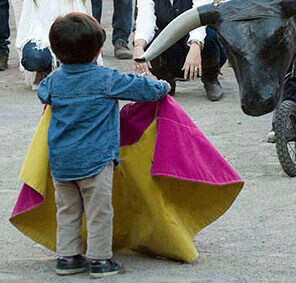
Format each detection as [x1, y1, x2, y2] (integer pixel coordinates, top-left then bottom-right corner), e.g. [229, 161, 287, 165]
[274, 100, 296, 177]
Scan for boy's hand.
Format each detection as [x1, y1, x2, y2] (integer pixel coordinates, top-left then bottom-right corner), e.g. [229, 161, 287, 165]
[159, 79, 171, 93]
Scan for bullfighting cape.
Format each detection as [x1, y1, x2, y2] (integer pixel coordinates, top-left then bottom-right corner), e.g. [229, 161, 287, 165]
[10, 96, 244, 263]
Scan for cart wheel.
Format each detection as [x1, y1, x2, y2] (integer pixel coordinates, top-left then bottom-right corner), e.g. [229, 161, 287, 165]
[274, 100, 296, 177]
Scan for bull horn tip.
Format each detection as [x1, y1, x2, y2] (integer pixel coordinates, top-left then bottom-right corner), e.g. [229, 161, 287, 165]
[134, 57, 146, 63]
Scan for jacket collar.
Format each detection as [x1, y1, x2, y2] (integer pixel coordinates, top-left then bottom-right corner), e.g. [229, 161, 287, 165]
[61, 61, 98, 73]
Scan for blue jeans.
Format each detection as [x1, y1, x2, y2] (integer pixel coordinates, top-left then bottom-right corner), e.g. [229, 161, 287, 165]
[0, 0, 10, 53]
[91, 0, 132, 45]
[21, 41, 52, 72]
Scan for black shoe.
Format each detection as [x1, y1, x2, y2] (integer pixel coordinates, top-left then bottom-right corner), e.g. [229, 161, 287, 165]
[89, 258, 125, 279]
[202, 78, 223, 101]
[56, 255, 89, 276]
[114, 40, 132, 59]
[0, 52, 8, 71]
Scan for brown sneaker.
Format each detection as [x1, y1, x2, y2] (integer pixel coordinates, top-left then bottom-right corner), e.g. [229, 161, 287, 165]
[114, 40, 132, 59]
[0, 52, 9, 71]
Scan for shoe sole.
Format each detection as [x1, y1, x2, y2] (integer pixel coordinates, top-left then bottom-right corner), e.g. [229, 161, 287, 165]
[115, 55, 133, 59]
[207, 95, 223, 101]
[114, 51, 133, 60]
[56, 267, 88, 276]
[89, 268, 125, 279]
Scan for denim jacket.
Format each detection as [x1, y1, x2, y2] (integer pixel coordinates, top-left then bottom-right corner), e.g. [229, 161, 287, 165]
[38, 62, 169, 181]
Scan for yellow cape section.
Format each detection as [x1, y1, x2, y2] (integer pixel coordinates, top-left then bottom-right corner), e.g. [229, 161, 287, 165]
[11, 106, 243, 263]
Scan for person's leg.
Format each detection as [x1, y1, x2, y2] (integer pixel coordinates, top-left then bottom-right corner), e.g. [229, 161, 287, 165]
[112, 0, 133, 59]
[53, 178, 88, 276]
[0, 0, 10, 71]
[78, 162, 124, 278]
[201, 26, 226, 101]
[90, 0, 106, 41]
[21, 41, 52, 72]
[91, 0, 102, 23]
[79, 163, 114, 260]
[21, 41, 52, 89]
[54, 179, 84, 256]
[267, 58, 296, 143]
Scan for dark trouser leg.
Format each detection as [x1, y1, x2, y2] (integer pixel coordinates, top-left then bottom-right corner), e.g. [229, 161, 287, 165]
[0, 0, 9, 53]
[90, 0, 106, 42]
[112, 0, 133, 59]
[112, 0, 132, 45]
[91, 0, 102, 23]
[201, 27, 226, 101]
[271, 58, 296, 130]
[149, 55, 176, 96]
[270, 77, 296, 136]
[0, 0, 10, 71]
[148, 34, 189, 96]
[282, 78, 296, 104]
[267, 58, 296, 143]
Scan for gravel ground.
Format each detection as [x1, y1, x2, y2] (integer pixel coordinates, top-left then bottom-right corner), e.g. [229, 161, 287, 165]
[1, 1, 295, 282]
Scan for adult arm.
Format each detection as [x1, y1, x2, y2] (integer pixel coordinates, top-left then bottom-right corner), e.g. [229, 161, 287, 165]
[188, 0, 212, 45]
[183, 0, 212, 80]
[133, 0, 156, 74]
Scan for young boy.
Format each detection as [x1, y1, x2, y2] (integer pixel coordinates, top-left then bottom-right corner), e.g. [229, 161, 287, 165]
[38, 12, 170, 279]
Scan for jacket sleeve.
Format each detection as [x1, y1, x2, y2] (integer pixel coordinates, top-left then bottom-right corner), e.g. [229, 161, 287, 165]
[38, 77, 52, 105]
[107, 69, 169, 102]
[134, 0, 156, 44]
[188, 0, 212, 44]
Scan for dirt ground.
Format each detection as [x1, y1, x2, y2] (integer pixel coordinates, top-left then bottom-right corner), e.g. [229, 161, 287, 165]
[1, 1, 296, 282]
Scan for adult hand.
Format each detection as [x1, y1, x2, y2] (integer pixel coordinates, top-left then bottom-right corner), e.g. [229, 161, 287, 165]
[182, 43, 202, 80]
[133, 45, 152, 75]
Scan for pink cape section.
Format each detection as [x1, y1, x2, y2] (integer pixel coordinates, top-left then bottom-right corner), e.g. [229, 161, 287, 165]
[120, 96, 242, 185]
[11, 96, 243, 218]
[11, 184, 44, 217]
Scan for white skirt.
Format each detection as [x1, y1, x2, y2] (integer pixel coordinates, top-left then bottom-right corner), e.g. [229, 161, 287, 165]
[10, 0, 102, 87]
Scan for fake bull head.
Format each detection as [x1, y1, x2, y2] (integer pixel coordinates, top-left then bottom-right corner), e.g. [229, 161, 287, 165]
[136, 0, 296, 116]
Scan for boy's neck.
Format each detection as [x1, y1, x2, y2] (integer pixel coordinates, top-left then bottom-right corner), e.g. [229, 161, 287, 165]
[62, 61, 97, 66]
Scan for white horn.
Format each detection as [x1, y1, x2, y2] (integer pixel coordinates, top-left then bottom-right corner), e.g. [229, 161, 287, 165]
[135, 4, 221, 63]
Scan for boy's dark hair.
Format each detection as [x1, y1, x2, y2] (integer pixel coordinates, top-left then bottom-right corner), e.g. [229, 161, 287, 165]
[49, 12, 104, 64]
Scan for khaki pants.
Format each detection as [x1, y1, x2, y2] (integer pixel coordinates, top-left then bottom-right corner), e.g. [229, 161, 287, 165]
[53, 162, 114, 260]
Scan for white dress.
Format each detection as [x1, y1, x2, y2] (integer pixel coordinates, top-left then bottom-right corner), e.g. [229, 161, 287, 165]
[12, 0, 102, 87]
